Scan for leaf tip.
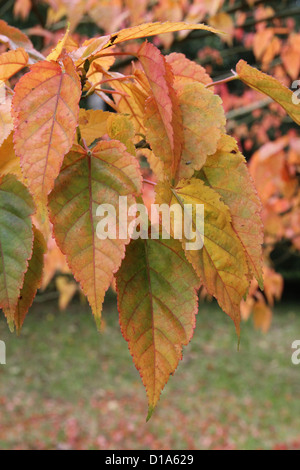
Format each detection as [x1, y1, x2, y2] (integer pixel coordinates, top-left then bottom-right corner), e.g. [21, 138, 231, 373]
[146, 405, 155, 422]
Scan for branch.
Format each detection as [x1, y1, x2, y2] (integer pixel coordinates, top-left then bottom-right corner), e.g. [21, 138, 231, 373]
[226, 98, 273, 122]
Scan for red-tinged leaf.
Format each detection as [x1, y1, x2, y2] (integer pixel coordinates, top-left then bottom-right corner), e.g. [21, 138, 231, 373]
[116, 236, 199, 420]
[197, 135, 264, 287]
[0, 19, 33, 50]
[13, 226, 46, 334]
[236, 60, 300, 126]
[0, 48, 29, 82]
[12, 57, 81, 206]
[138, 42, 183, 179]
[166, 53, 213, 87]
[106, 21, 222, 46]
[0, 174, 35, 330]
[49, 141, 142, 328]
[155, 179, 249, 334]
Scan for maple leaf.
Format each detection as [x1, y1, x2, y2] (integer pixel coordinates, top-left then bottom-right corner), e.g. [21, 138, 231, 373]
[0, 174, 35, 330]
[13, 226, 46, 334]
[49, 141, 142, 328]
[197, 134, 264, 287]
[155, 178, 249, 334]
[0, 48, 29, 82]
[116, 236, 199, 420]
[236, 60, 300, 126]
[12, 57, 81, 207]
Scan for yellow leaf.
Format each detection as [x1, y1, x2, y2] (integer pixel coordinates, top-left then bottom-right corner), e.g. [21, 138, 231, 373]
[0, 134, 23, 180]
[236, 60, 300, 126]
[47, 26, 70, 62]
[106, 21, 222, 47]
[198, 134, 264, 286]
[107, 114, 136, 155]
[156, 178, 249, 334]
[78, 109, 111, 146]
[56, 276, 78, 311]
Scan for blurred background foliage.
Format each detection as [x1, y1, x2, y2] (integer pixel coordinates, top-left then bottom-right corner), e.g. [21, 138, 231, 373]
[1, 0, 300, 450]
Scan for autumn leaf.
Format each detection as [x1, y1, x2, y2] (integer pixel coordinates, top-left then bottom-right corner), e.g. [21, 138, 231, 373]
[117, 236, 199, 420]
[197, 134, 264, 287]
[0, 174, 35, 330]
[47, 27, 70, 62]
[165, 53, 213, 88]
[106, 21, 222, 46]
[174, 82, 226, 180]
[253, 300, 272, 333]
[56, 276, 78, 311]
[13, 57, 81, 207]
[78, 109, 111, 146]
[0, 86, 13, 147]
[111, 76, 148, 136]
[14, 226, 46, 334]
[49, 141, 142, 328]
[156, 178, 249, 334]
[138, 42, 183, 179]
[236, 60, 300, 126]
[0, 48, 29, 82]
[0, 19, 33, 50]
[106, 114, 136, 155]
[0, 133, 23, 179]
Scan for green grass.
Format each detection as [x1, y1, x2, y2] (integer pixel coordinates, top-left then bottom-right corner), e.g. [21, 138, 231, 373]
[0, 295, 300, 450]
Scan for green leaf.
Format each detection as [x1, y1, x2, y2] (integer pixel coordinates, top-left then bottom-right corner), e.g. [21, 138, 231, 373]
[0, 174, 35, 329]
[117, 236, 199, 419]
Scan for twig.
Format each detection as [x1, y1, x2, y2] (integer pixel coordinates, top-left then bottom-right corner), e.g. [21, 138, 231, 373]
[206, 71, 238, 88]
[226, 98, 273, 122]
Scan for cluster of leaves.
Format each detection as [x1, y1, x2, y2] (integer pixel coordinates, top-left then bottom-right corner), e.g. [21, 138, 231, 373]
[0, 13, 299, 416]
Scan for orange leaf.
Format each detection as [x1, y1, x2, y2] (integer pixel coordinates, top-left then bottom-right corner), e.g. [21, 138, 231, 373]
[253, 300, 272, 333]
[0, 48, 29, 82]
[49, 141, 142, 328]
[0, 19, 33, 50]
[13, 57, 81, 207]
